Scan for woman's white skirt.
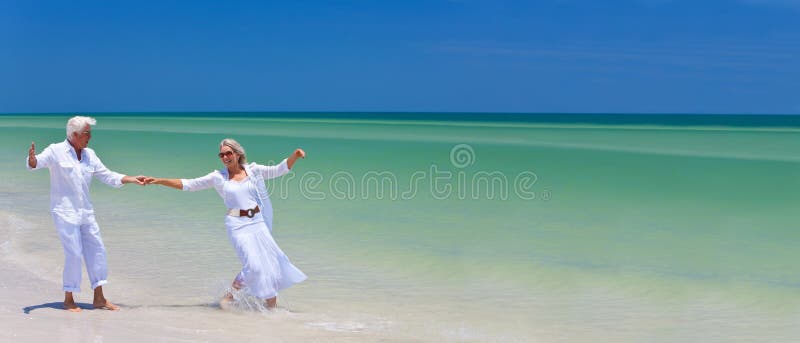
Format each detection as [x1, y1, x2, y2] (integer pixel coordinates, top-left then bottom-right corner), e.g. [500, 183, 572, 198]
[226, 218, 307, 299]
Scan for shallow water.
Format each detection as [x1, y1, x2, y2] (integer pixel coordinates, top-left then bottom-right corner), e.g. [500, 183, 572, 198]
[2, 114, 799, 342]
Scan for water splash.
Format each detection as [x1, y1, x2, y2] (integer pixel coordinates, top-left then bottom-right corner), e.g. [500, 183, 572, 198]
[217, 286, 281, 314]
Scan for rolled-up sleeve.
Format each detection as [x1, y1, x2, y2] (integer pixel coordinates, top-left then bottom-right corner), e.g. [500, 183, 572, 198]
[253, 159, 290, 180]
[182, 171, 219, 191]
[92, 156, 125, 188]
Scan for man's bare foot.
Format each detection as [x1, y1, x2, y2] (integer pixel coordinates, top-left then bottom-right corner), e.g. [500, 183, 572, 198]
[64, 302, 82, 312]
[92, 286, 119, 310]
[64, 292, 81, 312]
[93, 301, 120, 311]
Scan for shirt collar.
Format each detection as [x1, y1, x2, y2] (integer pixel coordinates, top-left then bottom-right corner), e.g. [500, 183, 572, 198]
[63, 139, 84, 160]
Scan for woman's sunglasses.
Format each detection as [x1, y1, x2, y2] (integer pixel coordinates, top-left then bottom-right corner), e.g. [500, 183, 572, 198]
[218, 151, 234, 159]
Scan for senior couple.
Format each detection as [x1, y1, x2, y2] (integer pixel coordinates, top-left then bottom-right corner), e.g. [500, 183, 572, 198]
[27, 116, 307, 312]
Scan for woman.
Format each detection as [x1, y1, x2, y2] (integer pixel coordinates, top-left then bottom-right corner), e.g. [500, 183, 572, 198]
[146, 139, 307, 309]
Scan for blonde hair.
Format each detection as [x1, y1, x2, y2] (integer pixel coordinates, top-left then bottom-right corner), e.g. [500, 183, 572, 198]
[220, 138, 247, 165]
[66, 116, 96, 138]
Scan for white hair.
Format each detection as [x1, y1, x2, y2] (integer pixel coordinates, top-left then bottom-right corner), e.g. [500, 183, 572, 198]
[66, 116, 97, 138]
[220, 138, 247, 165]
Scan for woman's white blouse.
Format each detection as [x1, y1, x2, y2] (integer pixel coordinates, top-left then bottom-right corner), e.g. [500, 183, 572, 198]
[180, 159, 290, 228]
[223, 176, 258, 210]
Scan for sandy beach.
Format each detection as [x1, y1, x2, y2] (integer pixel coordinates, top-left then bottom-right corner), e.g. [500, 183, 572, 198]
[0, 207, 415, 343]
[0, 254, 411, 343]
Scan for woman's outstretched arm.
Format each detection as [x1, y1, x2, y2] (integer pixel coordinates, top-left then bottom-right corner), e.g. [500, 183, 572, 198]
[145, 177, 183, 190]
[253, 148, 305, 180]
[286, 148, 305, 169]
[146, 171, 218, 191]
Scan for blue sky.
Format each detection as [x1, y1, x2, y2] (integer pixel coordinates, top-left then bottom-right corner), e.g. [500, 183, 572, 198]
[2, 1, 799, 114]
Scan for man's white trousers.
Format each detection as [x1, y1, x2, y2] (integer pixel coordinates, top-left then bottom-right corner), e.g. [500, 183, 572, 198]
[53, 214, 108, 292]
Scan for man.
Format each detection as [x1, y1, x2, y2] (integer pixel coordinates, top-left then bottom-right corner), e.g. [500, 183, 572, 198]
[26, 116, 145, 312]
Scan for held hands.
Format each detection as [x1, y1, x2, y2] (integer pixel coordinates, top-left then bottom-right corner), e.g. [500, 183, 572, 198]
[134, 175, 147, 185]
[128, 176, 161, 186]
[124, 175, 148, 186]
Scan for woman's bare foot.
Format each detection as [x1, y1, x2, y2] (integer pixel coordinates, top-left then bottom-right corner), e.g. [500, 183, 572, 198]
[220, 278, 243, 311]
[266, 297, 277, 309]
[219, 293, 234, 311]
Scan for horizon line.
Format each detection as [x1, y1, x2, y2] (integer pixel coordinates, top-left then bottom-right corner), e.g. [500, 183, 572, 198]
[2, 110, 799, 116]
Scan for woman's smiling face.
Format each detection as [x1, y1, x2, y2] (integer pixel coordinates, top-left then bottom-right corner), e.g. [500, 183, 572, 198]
[219, 146, 238, 167]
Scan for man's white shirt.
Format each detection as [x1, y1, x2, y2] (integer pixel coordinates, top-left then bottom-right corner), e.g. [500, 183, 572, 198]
[27, 140, 124, 223]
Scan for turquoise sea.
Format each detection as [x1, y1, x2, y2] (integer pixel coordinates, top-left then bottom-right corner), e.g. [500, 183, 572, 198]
[1, 113, 799, 342]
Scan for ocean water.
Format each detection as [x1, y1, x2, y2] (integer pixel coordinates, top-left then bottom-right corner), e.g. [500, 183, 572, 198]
[1, 113, 799, 342]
